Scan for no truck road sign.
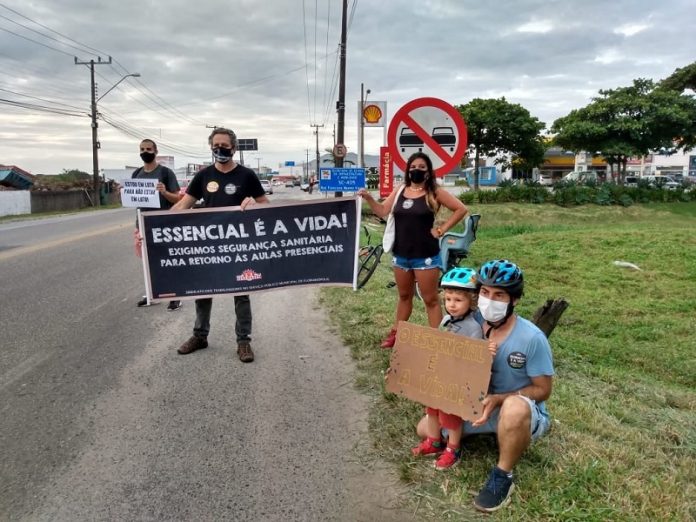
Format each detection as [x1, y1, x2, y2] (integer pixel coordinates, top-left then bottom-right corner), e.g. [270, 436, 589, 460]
[387, 97, 468, 177]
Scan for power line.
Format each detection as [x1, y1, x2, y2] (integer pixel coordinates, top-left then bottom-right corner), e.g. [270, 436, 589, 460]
[0, 86, 86, 111]
[0, 26, 75, 57]
[100, 110, 211, 159]
[0, 3, 102, 56]
[322, 0, 331, 119]
[302, 0, 312, 124]
[0, 97, 87, 117]
[0, 12, 98, 57]
[0, 4, 202, 126]
[314, 0, 319, 124]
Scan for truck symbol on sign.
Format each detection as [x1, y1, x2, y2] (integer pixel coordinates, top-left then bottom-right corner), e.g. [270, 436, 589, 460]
[399, 126, 457, 152]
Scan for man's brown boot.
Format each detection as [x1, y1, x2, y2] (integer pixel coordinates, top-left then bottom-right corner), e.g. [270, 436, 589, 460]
[177, 335, 208, 355]
[237, 340, 254, 362]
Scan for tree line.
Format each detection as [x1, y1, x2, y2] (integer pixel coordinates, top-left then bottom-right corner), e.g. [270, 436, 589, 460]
[456, 61, 696, 190]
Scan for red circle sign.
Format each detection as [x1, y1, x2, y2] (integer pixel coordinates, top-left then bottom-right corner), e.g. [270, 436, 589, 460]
[387, 97, 468, 177]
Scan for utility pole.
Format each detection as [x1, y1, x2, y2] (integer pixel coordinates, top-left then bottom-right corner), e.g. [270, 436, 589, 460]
[334, 0, 348, 197]
[75, 56, 112, 207]
[359, 82, 371, 168]
[256, 157, 262, 177]
[305, 148, 310, 181]
[310, 123, 324, 182]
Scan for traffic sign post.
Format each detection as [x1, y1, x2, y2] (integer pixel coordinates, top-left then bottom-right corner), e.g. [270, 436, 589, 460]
[319, 167, 365, 192]
[387, 97, 467, 177]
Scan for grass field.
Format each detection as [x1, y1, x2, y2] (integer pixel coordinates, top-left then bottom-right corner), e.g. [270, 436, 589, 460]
[321, 202, 696, 521]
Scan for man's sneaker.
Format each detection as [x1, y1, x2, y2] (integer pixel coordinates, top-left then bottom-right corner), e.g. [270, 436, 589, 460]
[474, 466, 515, 512]
[411, 437, 444, 457]
[167, 300, 182, 311]
[380, 328, 397, 349]
[136, 296, 151, 307]
[237, 340, 254, 363]
[434, 446, 461, 470]
[177, 336, 208, 355]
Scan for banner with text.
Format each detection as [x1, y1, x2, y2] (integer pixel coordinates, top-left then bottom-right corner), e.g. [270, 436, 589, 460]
[385, 321, 492, 421]
[121, 178, 159, 208]
[140, 197, 361, 301]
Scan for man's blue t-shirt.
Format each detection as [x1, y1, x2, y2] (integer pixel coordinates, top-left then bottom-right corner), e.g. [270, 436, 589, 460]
[488, 316, 555, 415]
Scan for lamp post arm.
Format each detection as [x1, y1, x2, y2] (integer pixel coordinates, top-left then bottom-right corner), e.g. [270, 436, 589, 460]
[97, 73, 140, 102]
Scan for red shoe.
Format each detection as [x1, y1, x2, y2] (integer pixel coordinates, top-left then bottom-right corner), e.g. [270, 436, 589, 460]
[434, 446, 461, 470]
[411, 437, 444, 457]
[380, 328, 397, 349]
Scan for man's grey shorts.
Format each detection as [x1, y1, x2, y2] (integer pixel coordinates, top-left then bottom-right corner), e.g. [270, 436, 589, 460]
[450, 395, 551, 442]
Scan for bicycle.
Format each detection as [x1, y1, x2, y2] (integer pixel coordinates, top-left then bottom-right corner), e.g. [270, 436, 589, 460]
[355, 213, 480, 291]
[356, 224, 384, 289]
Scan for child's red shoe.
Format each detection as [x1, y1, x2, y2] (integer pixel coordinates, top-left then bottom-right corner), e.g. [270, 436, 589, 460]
[411, 437, 444, 457]
[434, 446, 461, 470]
[380, 328, 397, 349]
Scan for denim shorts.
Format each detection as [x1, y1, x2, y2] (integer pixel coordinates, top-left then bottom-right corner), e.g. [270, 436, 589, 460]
[392, 253, 442, 271]
[447, 395, 550, 442]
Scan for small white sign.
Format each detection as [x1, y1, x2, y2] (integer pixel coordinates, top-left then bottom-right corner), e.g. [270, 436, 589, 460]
[120, 179, 160, 208]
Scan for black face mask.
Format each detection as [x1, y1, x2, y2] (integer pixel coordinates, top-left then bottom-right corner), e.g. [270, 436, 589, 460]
[213, 147, 233, 163]
[140, 152, 156, 163]
[409, 168, 427, 184]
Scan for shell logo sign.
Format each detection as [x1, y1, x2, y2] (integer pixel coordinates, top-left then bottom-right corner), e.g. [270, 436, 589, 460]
[363, 104, 383, 124]
[361, 101, 387, 127]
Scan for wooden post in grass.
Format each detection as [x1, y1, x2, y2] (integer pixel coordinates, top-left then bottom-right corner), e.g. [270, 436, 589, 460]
[532, 298, 569, 338]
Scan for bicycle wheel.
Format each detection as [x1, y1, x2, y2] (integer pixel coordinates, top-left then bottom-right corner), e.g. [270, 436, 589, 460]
[356, 245, 383, 289]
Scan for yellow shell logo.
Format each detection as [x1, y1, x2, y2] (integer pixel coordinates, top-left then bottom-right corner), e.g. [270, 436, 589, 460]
[363, 104, 382, 124]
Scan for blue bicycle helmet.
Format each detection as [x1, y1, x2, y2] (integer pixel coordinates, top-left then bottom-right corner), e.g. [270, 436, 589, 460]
[441, 267, 478, 290]
[478, 259, 524, 298]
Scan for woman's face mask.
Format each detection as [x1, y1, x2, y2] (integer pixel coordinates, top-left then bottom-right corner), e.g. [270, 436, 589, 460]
[409, 168, 427, 184]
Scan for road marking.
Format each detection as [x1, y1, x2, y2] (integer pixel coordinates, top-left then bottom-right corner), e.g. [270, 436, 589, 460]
[0, 223, 129, 261]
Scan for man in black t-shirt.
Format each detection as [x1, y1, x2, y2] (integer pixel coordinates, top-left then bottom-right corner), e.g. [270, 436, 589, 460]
[172, 127, 269, 362]
[132, 139, 182, 310]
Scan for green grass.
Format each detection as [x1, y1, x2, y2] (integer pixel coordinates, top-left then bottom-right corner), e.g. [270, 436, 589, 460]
[322, 202, 696, 521]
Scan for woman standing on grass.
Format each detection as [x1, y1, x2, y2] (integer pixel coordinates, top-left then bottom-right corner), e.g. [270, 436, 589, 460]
[358, 152, 468, 348]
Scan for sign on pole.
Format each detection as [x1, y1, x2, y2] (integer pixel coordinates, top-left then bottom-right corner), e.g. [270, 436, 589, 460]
[319, 167, 365, 192]
[387, 97, 468, 177]
[379, 146, 393, 198]
[237, 138, 258, 151]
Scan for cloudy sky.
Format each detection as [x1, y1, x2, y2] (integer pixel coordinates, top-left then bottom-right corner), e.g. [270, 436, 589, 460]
[1, 0, 694, 175]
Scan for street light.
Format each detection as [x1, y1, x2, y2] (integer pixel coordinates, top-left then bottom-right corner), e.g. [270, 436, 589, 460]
[97, 73, 140, 102]
[360, 82, 371, 168]
[85, 69, 139, 206]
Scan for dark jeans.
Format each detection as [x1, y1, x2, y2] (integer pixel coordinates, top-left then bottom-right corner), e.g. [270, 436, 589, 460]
[193, 295, 252, 342]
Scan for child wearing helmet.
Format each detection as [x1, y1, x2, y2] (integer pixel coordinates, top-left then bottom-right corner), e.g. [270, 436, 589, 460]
[411, 267, 497, 471]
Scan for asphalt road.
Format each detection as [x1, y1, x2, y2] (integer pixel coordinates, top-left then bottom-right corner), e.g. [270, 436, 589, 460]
[0, 188, 413, 521]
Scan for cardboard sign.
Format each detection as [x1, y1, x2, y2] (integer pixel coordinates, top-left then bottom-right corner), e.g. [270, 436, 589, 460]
[120, 179, 160, 208]
[139, 197, 361, 301]
[385, 321, 491, 421]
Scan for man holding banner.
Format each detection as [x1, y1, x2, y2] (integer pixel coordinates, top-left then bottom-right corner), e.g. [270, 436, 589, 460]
[132, 139, 182, 310]
[171, 127, 269, 362]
